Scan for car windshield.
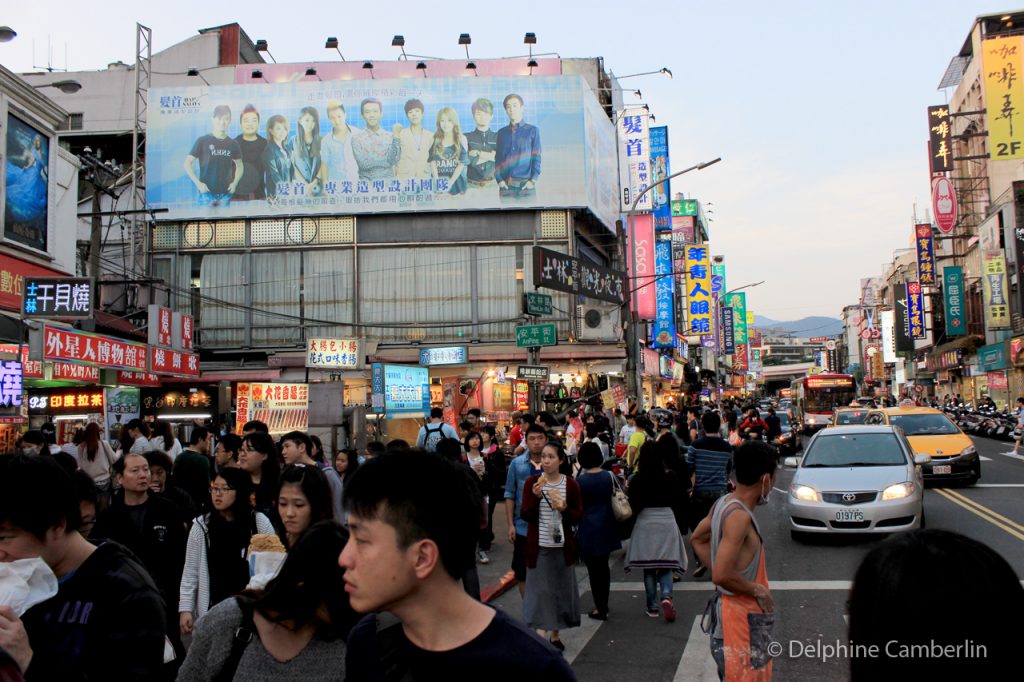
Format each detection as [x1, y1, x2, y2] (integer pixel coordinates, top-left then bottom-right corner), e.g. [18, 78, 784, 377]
[835, 411, 867, 425]
[802, 433, 907, 467]
[887, 413, 959, 436]
[777, 414, 790, 427]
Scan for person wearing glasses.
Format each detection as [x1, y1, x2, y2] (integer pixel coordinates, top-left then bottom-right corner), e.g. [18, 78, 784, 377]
[178, 468, 274, 639]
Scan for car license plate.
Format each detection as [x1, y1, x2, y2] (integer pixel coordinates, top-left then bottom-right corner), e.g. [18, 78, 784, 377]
[932, 465, 952, 474]
[835, 509, 864, 522]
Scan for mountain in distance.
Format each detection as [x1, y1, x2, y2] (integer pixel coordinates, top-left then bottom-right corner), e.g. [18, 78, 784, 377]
[752, 315, 843, 338]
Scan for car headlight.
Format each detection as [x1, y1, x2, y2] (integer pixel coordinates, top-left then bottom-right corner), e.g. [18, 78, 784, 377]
[805, 415, 816, 424]
[960, 445, 977, 457]
[881, 482, 916, 500]
[779, 432, 792, 440]
[790, 484, 820, 502]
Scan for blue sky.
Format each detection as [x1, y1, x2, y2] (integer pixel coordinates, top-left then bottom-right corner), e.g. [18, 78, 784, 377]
[4, 0, 1013, 319]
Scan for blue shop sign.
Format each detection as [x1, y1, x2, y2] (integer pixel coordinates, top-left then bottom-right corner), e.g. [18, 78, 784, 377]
[419, 346, 468, 366]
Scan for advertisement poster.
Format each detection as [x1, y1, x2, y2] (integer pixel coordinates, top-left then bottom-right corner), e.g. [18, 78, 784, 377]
[235, 382, 309, 434]
[652, 240, 676, 348]
[907, 281, 926, 339]
[684, 243, 713, 335]
[105, 387, 139, 441]
[649, 126, 672, 230]
[629, 214, 657, 319]
[383, 364, 430, 418]
[4, 114, 49, 252]
[721, 307, 736, 355]
[982, 250, 1011, 329]
[982, 36, 1024, 160]
[618, 105, 651, 211]
[148, 76, 617, 230]
[914, 224, 936, 286]
[943, 266, 965, 336]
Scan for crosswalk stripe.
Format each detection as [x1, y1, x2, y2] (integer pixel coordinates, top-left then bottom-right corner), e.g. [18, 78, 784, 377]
[563, 605, 603, 665]
[979, 455, 992, 461]
[675, 616, 720, 681]
[611, 580, 852, 592]
[998, 451, 1024, 462]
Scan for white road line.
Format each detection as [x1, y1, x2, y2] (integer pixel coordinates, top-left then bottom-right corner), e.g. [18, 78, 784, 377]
[563, 607, 603, 665]
[972, 483, 1024, 487]
[611, 580, 852, 592]
[979, 455, 993, 461]
[998, 451, 1024, 462]
[675, 616, 719, 682]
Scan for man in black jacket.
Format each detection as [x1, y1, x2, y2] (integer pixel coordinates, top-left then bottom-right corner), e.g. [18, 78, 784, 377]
[0, 455, 167, 680]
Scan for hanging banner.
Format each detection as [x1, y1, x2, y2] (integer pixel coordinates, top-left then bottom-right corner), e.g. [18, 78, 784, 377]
[983, 250, 1011, 329]
[721, 307, 736, 355]
[914, 224, 936, 286]
[893, 283, 914, 352]
[927, 105, 953, 173]
[629, 214, 657, 319]
[683, 242, 713, 335]
[932, 177, 958, 235]
[235, 383, 310, 434]
[712, 263, 727, 298]
[726, 291, 747, 371]
[907, 281, 926, 339]
[652, 240, 676, 348]
[881, 310, 897, 364]
[105, 387, 140, 440]
[982, 35, 1024, 160]
[943, 266, 966, 336]
[649, 127, 672, 230]
[1013, 180, 1024, 334]
[619, 106, 652, 211]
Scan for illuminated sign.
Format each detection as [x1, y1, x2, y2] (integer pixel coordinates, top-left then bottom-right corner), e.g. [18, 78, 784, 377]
[306, 338, 362, 369]
[383, 365, 430, 417]
[22, 277, 93, 319]
[0, 360, 23, 408]
[806, 377, 854, 389]
[235, 383, 309, 434]
[27, 390, 104, 414]
[419, 346, 468, 366]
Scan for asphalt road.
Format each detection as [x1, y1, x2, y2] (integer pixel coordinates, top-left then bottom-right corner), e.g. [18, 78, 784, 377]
[489, 435, 1024, 681]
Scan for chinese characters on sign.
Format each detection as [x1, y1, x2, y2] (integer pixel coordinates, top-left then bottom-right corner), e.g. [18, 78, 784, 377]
[649, 127, 672, 230]
[982, 35, 1024, 160]
[533, 246, 626, 305]
[174, 312, 194, 351]
[671, 199, 698, 217]
[27, 391, 104, 414]
[943, 266, 965, 336]
[983, 251, 1011, 329]
[684, 243, 713, 336]
[148, 305, 174, 348]
[907, 281, 926, 339]
[0, 361, 23, 408]
[382, 365, 430, 417]
[932, 176, 958, 235]
[235, 383, 309, 434]
[43, 325, 149, 372]
[419, 346, 467, 366]
[150, 347, 201, 376]
[515, 323, 558, 348]
[618, 106, 652, 211]
[915, 224, 936, 286]
[652, 241, 676, 349]
[927, 106, 953, 173]
[22, 278, 93, 319]
[306, 338, 362, 369]
[52, 363, 100, 382]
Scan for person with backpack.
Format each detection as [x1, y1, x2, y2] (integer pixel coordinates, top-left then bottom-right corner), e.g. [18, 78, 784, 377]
[415, 408, 460, 452]
[178, 468, 275, 638]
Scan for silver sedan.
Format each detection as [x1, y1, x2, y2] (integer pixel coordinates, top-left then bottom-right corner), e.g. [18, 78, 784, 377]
[784, 425, 929, 540]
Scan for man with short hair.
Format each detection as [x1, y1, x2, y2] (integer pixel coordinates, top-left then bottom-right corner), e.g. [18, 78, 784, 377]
[351, 98, 400, 181]
[466, 408, 482, 432]
[0, 455, 167, 680]
[241, 420, 269, 436]
[495, 93, 541, 199]
[504, 423, 547, 596]
[364, 440, 385, 463]
[232, 103, 267, 201]
[619, 413, 637, 448]
[341, 451, 574, 680]
[686, 411, 734, 577]
[691, 442, 778, 680]
[172, 427, 212, 512]
[465, 98, 498, 188]
[184, 104, 243, 207]
[415, 408, 459, 453]
[393, 98, 432, 179]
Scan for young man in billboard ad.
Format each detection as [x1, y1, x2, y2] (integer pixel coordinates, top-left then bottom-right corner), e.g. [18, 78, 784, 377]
[232, 104, 267, 202]
[466, 98, 498, 189]
[183, 105, 243, 207]
[495, 94, 541, 200]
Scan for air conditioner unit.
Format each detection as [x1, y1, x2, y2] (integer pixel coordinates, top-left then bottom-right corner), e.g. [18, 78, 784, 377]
[576, 304, 622, 342]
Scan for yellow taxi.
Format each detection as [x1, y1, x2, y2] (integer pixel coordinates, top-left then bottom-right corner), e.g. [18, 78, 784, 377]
[863, 406, 979, 485]
[830, 407, 870, 427]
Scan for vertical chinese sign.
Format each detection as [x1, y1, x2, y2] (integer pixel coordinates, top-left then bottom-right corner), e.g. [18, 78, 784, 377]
[727, 292, 748, 371]
[618, 107, 652, 211]
[983, 251, 1011, 329]
[629, 214, 657, 319]
[684, 243, 713, 336]
[983, 35, 1024, 160]
[907, 281, 926, 339]
[927, 105, 953, 173]
[649, 127, 672, 230]
[943, 266, 966, 336]
[914, 224, 936, 286]
[652, 240, 676, 349]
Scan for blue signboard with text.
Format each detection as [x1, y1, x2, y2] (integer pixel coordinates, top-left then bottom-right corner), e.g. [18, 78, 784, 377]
[652, 240, 676, 349]
[419, 346, 467, 366]
[650, 126, 672, 231]
[383, 364, 430, 417]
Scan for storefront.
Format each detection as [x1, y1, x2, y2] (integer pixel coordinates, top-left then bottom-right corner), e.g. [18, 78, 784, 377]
[1011, 336, 1024, 403]
[26, 386, 106, 443]
[976, 342, 1010, 408]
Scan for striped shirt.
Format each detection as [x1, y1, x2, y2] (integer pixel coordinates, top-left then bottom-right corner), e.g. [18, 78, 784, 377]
[537, 475, 567, 548]
[686, 436, 734, 494]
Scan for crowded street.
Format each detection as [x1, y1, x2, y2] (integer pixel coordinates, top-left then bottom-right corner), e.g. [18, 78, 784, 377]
[3, 2, 1024, 680]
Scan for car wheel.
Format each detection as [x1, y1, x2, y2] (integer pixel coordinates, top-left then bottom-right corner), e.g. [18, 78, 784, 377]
[790, 530, 812, 543]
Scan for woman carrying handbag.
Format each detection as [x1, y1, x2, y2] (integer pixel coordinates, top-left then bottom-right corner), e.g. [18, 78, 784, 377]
[77, 422, 119, 509]
[575, 442, 622, 621]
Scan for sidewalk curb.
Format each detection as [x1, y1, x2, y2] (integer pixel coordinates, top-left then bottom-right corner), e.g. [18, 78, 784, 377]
[481, 570, 518, 603]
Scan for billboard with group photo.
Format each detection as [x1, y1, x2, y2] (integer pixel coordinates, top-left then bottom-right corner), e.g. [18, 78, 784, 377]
[146, 75, 618, 230]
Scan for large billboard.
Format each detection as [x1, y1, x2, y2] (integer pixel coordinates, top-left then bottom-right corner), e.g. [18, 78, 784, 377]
[147, 75, 618, 229]
[982, 36, 1024, 160]
[4, 113, 49, 252]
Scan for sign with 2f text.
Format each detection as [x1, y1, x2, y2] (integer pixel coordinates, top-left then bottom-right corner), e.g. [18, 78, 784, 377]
[515, 324, 558, 348]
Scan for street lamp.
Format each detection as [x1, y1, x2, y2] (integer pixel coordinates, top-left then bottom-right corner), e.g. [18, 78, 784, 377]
[32, 80, 82, 94]
[625, 157, 722, 407]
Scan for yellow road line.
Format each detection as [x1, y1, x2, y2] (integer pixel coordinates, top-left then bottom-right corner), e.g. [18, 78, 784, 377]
[942, 488, 1024, 534]
[933, 489, 1024, 542]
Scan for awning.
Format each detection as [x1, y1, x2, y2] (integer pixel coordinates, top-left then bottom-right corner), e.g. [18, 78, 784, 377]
[931, 335, 983, 357]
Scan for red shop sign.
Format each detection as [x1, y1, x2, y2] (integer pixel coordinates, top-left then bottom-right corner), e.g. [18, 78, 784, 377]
[0, 254, 68, 313]
[44, 325, 148, 372]
[150, 347, 200, 376]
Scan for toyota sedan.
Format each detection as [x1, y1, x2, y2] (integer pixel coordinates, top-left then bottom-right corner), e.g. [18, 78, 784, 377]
[785, 425, 928, 541]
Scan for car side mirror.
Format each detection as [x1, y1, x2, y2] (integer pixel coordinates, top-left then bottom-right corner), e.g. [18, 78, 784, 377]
[783, 456, 799, 468]
[913, 453, 931, 466]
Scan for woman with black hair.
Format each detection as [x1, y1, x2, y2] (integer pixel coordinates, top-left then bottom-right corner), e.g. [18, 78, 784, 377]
[275, 464, 333, 549]
[238, 432, 281, 520]
[177, 521, 359, 681]
[575, 441, 620, 621]
[179, 468, 275, 638]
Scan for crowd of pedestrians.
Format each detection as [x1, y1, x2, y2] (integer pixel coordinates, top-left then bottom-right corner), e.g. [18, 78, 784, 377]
[0, 398, 1020, 680]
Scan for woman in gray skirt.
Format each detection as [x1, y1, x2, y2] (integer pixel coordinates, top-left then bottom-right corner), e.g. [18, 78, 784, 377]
[520, 440, 584, 651]
[624, 442, 689, 622]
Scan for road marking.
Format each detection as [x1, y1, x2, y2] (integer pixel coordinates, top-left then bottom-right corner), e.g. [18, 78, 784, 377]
[942, 488, 1024, 533]
[998, 451, 1024, 462]
[675, 616, 719, 681]
[773, 487, 788, 494]
[973, 484, 1024, 487]
[563, 605, 603, 665]
[611, 580, 851, 592]
[979, 455, 993, 461]
[934, 488, 1024, 542]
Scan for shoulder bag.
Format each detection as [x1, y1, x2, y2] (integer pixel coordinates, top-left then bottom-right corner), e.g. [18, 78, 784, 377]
[609, 471, 632, 521]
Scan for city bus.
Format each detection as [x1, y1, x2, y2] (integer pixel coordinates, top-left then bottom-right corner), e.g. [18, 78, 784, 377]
[790, 374, 857, 434]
